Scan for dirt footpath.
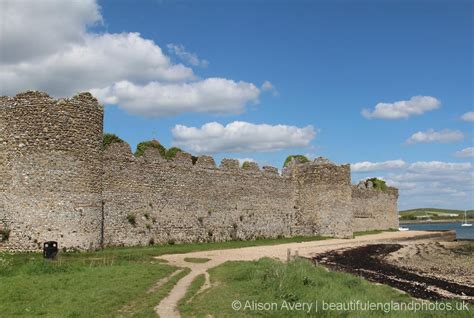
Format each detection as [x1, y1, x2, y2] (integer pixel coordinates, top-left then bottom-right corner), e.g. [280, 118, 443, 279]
[154, 231, 455, 318]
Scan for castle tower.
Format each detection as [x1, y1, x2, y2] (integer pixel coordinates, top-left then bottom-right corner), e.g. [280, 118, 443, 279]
[286, 157, 353, 238]
[0, 91, 103, 251]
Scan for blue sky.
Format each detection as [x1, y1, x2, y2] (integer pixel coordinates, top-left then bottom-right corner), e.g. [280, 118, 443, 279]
[1, 0, 472, 209]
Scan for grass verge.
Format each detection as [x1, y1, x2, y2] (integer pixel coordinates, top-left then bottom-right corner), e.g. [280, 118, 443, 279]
[119, 267, 191, 318]
[179, 274, 206, 308]
[179, 258, 472, 317]
[0, 252, 178, 317]
[184, 257, 211, 263]
[353, 228, 398, 237]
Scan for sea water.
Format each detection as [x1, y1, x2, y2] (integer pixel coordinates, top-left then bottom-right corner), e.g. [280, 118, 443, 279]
[403, 222, 474, 240]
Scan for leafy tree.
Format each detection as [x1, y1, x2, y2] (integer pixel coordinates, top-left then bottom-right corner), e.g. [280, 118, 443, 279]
[135, 140, 166, 157]
[283, 155, 309, 167]
[103, 133, 124, 149]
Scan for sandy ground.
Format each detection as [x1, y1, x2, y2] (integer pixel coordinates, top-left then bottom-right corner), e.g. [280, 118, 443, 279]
[387, 241, 474, 287]
[154, 230, 455, 318]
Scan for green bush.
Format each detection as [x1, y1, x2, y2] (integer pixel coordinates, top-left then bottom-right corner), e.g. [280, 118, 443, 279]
[134, 140, 166, 157]
[102, 133, 124, 149]
[165, 147, 182, 160]
[241, 161, 253, 169]
[283, 155, 309, 167]
[127, 214, 136, 226]
[367, 177, 388, 191]
[0, 228, 10, 241]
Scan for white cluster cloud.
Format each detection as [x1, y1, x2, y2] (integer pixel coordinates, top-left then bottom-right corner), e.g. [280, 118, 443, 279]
[0, 0, 262, 117]
[461, 111, 474, 122]
[167, 43, 209, 67]
[172, 121, 316, 154]
[454, 147, 474, 158]
[361, 96, 440, 120]
[351, 160, 406, 172]
[352, 159, 474, 210]
[91, 78, 260, 116]
[405, 129, 464, 144]
[0, 0, 102, 63]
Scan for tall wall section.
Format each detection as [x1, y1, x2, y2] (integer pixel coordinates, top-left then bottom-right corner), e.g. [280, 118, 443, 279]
[352, 184, 399, 232]
[0, 92, 103, 251]
[286, 158, 353, 238]
[102, 143, 298, 246]
[102, 146, 355, 247]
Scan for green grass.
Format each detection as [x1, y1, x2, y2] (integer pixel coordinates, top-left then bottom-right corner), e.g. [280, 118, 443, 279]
[179, 258, 472, 317]
[119, 267, 191, 318]
[399, 208, 474, 221]
[179, 274, 206, 308]
[184, 257, 211, 263]
[353, 229, 398, 237]
[0, 252, 178, 317]
[0, 235, 327, 317]
[399, 208, 474, 215]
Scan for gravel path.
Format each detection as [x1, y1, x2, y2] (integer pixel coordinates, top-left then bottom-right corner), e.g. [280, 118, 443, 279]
[154, 230, 454, 318]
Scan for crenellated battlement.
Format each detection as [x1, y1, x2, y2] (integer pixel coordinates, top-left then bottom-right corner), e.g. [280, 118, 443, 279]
[102, 140, 285, 176]
[0, 91, 399, 251]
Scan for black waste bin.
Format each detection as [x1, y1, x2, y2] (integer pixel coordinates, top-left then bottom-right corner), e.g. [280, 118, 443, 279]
[43, 241, 58, 259]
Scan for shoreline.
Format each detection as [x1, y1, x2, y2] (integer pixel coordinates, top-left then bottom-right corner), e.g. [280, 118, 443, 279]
[313, 241, 473, 302]
[400, 219, 474, 224]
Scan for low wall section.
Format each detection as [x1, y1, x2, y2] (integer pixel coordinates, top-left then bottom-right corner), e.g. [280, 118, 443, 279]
[352, 186, 399, 232]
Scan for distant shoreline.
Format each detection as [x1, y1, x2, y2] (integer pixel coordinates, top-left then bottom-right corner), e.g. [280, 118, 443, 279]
[400, 219, 474, 224]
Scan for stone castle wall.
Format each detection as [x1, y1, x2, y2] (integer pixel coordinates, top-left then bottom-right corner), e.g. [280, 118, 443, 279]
[102, 143, 296, 246]
[0, 92, 104, 251]
[352, 185, 399, 232]
[0, 91, 399, 251]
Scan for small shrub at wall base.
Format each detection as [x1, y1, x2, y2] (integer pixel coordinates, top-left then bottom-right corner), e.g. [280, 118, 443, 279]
[0, 228, 11, 241]
[127, 214, 136, 226]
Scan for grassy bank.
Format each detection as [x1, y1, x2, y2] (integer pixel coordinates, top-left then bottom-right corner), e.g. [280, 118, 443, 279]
[179, 258, 471, 317]
[399, 208, 474, 221]
[0, 252, 178, 317]
[353, 229, 398, 237]
[0, 235, 327, 317]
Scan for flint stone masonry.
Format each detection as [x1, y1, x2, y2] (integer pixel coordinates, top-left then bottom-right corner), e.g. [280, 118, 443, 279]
[1, 92, 103, 251]
[0, 91, 399, 251]
[352, 183, 399, 232]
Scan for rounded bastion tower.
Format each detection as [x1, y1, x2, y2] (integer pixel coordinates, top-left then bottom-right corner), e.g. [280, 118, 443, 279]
[0, 91, 103, 251]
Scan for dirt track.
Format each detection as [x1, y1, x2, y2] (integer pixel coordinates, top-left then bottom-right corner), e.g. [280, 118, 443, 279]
[154, 230, 455, 318]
